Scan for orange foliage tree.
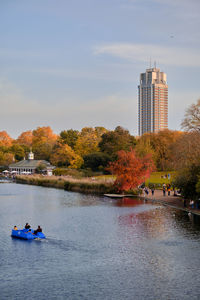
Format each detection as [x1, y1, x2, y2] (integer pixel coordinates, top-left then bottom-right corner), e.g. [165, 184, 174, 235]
[0, 131, 13, 147]
[32, 126, 58, 160]
[32, 126, 57, 145]
[17, 130, 33, 147]
[108, 149, 155, 192]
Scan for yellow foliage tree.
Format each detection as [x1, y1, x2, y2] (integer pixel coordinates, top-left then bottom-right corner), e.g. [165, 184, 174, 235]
[50, 143, 83, 169]
[0, 152, 14, 166]
[74, 127, 100, 157]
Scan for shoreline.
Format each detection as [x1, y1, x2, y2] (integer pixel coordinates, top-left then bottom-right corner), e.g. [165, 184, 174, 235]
[13, 175, 200, 217]
[141, 190, 200, 217]
[15, 174, 115, 194]
[105, 190, 200, 217]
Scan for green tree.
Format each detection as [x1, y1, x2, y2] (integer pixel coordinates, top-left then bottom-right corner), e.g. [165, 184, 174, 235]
[83, 152, 111, 171]
[175, 165, 200, 199]
[35, 163, 47, 174]
[10, 144, 25, 161]
[99, 126, 136, 159]
[33, 142, 52, 161]
[59, 129, 79, 149]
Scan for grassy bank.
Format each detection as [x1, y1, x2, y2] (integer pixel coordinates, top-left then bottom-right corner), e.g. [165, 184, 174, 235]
[146, 171, 176, 188]
[15, 175, 116, 194]
[15, 171, 177, 194]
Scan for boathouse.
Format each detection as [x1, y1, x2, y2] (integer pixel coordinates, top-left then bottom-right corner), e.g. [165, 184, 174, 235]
[9, 151, 54, 176]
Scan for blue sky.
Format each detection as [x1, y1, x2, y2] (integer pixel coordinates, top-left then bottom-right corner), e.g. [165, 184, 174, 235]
[0, 0, 200, 138]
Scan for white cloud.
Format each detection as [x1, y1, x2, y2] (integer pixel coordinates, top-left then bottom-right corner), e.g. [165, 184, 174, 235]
[94, 43, 200, 67]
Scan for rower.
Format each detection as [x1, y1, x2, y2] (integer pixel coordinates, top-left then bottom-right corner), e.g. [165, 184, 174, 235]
[34, 225, 42, 234]
[25, 223, 31, 229]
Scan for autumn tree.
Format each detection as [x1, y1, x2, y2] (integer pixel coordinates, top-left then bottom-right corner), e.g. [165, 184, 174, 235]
[0, 131, 13, 147]
[135, 130, 182, 171]
[108, 149, 155, 192]
[59, 129, 79, 149]
[17, 130, 33, 147]
[99, 126, 136, 159]
[181, 99, 200, 132]
[150, 130, 182, 170]
[171, 131, 200, 199]
[0, 151, 14, 167]
[135, 133, 156, 159]
[50, 143, 83, 169]
[171, 131, 200, 170]
[10, 144, 25, 161]
[32, 126, 57, 145]
[32, 126, 58, 160]
[74, 127, 100, 157]
[94, 126, 108, 139]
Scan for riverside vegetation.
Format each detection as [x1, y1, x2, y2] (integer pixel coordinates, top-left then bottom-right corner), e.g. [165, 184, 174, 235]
[2, 99, 200, 199]
[16, 175, 116, 194]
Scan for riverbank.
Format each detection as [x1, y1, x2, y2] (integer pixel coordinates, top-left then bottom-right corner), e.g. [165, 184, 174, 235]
[15, 175, 115, 194]
[15, 175, 200, 216]
[141, 189, 200, 217]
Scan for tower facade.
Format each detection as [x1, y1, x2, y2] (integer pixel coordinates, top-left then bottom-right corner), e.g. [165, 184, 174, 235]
[138, 67, 168, 136]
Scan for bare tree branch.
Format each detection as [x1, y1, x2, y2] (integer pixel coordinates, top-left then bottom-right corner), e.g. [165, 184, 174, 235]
[181, 99, 200, 132]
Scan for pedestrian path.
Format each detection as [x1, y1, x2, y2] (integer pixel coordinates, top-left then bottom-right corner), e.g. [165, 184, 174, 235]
[144, 189, 200, 216]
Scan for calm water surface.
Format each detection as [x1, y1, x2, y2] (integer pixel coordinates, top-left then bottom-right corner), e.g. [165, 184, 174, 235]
[0, 182, 200, 300]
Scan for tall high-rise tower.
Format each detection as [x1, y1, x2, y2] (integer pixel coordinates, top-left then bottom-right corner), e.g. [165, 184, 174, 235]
[138, 67, 168, 136]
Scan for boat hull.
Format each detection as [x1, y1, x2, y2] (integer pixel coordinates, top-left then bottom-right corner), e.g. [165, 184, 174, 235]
[11, 229, 46, 240]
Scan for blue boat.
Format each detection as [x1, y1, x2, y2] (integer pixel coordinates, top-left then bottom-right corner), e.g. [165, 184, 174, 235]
[11, 228, 46, 240]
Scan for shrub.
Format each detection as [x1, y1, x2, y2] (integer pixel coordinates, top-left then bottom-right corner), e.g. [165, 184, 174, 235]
[174, 165, 200, 199]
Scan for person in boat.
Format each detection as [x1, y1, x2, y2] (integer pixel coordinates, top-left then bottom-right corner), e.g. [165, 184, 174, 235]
[14, 226, 18, 230]
[25, 229, 33, 234]
[34, 225, 42, 235]
[25, 223, 31, 229]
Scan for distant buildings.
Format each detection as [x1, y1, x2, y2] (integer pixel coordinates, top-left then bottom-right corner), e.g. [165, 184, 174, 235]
[9, 151, 54, 176]
[138, 67, 168, 136]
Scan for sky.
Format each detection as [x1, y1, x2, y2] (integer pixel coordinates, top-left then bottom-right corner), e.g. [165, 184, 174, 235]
[0, 0, 200, 138]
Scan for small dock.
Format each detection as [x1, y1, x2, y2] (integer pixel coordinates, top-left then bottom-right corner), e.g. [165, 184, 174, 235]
[104, 194, 137, 198]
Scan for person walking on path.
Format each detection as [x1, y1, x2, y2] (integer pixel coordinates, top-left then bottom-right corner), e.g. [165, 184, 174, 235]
[162, 184, 166, 196]
[144, 187, 149, 198]
[189, 200, 194, 209]
[167, 184, 171, 196]
[151, 185, 155, 197]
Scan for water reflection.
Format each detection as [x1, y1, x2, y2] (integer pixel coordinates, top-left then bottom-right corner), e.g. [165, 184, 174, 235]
[116, 197, 145, 207]
[1, 184, 200, 300]
[117, 197, 200, 239]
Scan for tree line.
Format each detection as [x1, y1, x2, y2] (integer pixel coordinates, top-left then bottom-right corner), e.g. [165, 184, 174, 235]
[0, 99, 200, 199]
[0, 125, 188, 172]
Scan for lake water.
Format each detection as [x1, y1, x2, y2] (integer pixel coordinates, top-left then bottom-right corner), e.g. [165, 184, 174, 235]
[0, 182, 200, 300]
